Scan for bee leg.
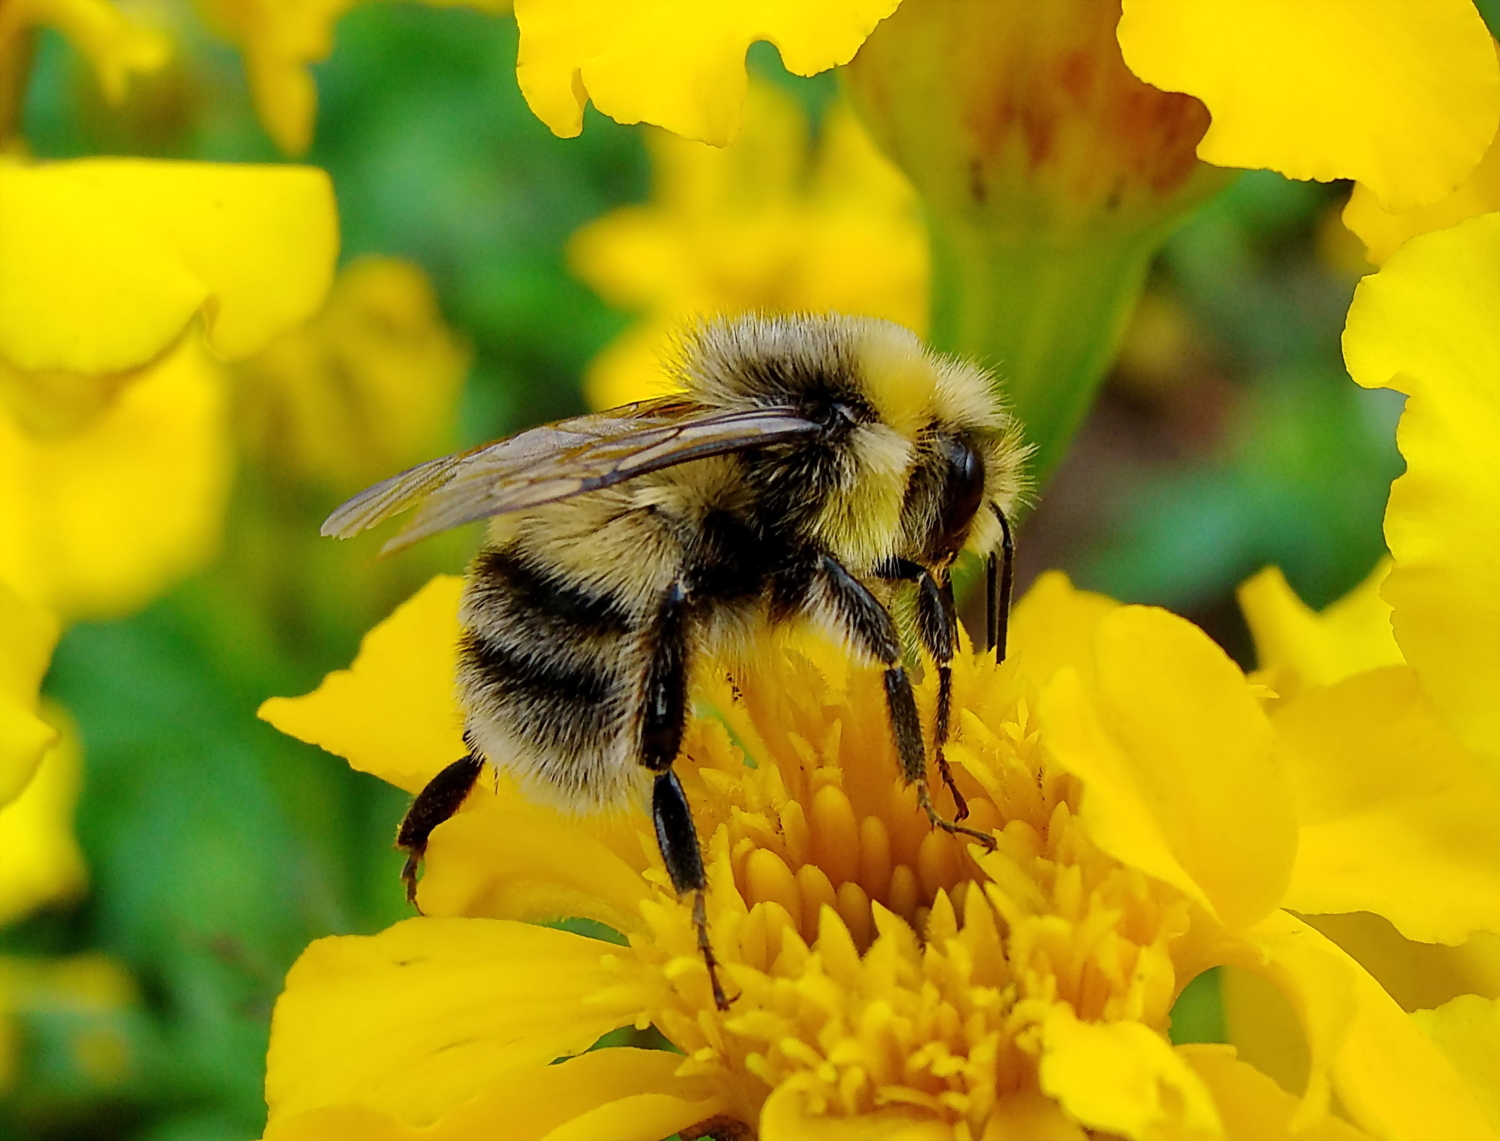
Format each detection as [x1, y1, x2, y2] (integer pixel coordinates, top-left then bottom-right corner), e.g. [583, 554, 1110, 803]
[876, 559, 966, 820]
[396, 752, 485, 909]
[642, 582, 732, 1012]
[988, 504, 1015, 664]
[820, 556, 995, 851]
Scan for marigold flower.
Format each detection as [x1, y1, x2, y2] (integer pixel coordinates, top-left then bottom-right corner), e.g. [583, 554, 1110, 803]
[0, 0, 169, 142]
[259, 563, 1494, 1138]
[569, 81, 926, 408]
[0, 581, 58, 808]
[193, 0, 512, 155]
[232, 257, 469, 491]
[0, 701, 85, 926]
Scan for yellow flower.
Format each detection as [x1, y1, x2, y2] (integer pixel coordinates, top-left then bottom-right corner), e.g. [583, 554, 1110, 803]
[0, 581, 58, 808]
[258, 567, 1493, 1139]
[232, 257, 470, 491]
[0, 0, 169, 142]
[514, 0, 900, 146]
[569, 80, 926, 408]
[1235, 212, 1500, 1124]
[0, 334, 231, 621]
[0, 702, 86, 926]
[0, 953, 139, 1095]
[193, 0, 512, 155]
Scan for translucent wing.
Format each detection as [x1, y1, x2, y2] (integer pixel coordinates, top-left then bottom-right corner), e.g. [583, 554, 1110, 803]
[321, 398, 820, 555]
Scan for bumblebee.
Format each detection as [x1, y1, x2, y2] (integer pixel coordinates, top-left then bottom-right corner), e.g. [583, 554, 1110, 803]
[323, 313, 1030, 1009]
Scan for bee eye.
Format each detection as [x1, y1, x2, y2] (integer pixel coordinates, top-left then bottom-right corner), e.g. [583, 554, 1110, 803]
[935, 436, 986, 558]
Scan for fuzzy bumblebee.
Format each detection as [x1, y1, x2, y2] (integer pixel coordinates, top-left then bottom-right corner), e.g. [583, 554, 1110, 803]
[323, 313, 1030, 1008]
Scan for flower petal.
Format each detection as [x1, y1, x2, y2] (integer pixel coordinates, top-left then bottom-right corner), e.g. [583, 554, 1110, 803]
[1308, 912, 1500, 1013]
[264, 1047, 723, 1141]
[1411, 994, 1500, 1131]
[264, 917, 639, 1129]
[1008, 570, 1120, 692]
[1177, 1044, 1372, 1140]
[1237, 563, 1402, 701]
[1039, 606, 1295, 930]
[258, 576, 466, 794]
[514, 0, 901, 145]
[760, 1082, 951, 1140]
[0, 0, 169, 122]
[1275, 667, 1500, 945]
[0, 702, 86, 925]
[0, 582, 58, 806]
[0, 159, 337, 374]
[0, 334, 231, 621]
[1233, 911, 1496, 1140]
[1037, 1005, 1220, 1140]
[1344, 114, 1500, 266]
[419, 797, 650, 935]
[1117, 0, 1500, 212]
[1343, 212, 1500, 774]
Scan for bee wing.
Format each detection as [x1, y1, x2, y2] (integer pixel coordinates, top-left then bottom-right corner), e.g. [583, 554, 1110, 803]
[322, 399, 820, 555]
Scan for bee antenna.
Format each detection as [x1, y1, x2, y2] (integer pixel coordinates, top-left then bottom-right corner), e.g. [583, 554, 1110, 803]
[988, 504, 1014, 664]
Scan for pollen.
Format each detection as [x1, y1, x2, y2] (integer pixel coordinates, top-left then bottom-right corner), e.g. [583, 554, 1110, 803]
[611, 635, 1194, 1134]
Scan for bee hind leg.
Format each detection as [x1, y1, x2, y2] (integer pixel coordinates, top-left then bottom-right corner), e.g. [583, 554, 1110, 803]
[396, 752, 485, 909]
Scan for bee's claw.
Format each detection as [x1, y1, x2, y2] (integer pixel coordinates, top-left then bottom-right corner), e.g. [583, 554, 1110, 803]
[917, 780, 997, 850]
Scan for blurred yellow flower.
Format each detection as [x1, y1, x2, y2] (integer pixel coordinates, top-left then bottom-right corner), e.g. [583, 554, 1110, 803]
[233, 256, 469, 491]
[0, 953, 138, 1095]
[0, 334, 232, 621]
[1234, 212, 1500, 1127]
[258, 567, 1494, 1139]
[0, 582, 58, 808]
[194, 0, 512, 155]
[0, 0, 169, 142]
[570, 81, 926, 408]
[0, 159, 337, 380]
[0, 702, 86, 926]
[514, 0, 900, 146]
[1117, 0, 1499, 215]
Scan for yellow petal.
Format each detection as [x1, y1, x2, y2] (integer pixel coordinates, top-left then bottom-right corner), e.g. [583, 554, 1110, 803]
[265, 1047, 723, 1141]
[1411, 994, 1500, 1131]
[514, 0, 901, 145]
[1308, 911, 1500, 1013]
[1037, 1005, 1220, 1140]
[258, 576, 466, 794]
[1177, 1045, 1372, 1140]
[1234, 910, 1496, 1139]
[1275, 667, 1500, 946]
[1343, 212, 1500, 774]
[760, 1082, 951, 1140]
[1008, 570, 1121, 692]
[1039, 606, 1295, 930]
[0, 334, 231, 621]
[1117, 0, 1500, 212]
[1344, 113, 1500, 266]
[0, 581, 58, 806]
[0, 0, 169, 135]
[0, 702, 86, 925]
[264, 917, 639, 1129]
[1237, 563, 1402, 702]
[419, 797, 650, 935]
[0, 158, 337, 374]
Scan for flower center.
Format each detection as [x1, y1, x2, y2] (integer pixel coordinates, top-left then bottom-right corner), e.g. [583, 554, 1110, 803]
[618, 638, 1192, 1133]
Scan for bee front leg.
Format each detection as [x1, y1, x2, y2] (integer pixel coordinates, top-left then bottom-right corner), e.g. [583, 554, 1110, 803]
[875, 558, 965, 820]
[642, 581, 731, 1012]
[817, 556, 995, 851]
[396, 752, 485, 909]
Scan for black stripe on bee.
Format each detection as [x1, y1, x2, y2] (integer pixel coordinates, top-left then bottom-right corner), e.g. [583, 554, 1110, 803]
[469, 548, 634, 636]
[459, 629, 621, 752]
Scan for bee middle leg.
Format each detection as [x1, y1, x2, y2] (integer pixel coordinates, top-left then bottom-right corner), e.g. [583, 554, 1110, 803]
[875, 558, 966, 820]
[642, 581, 731, 1012]
[817, 556, 996, 851]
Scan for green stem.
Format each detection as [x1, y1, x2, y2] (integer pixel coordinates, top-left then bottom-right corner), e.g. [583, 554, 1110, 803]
[928, 217, 1162, 484]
